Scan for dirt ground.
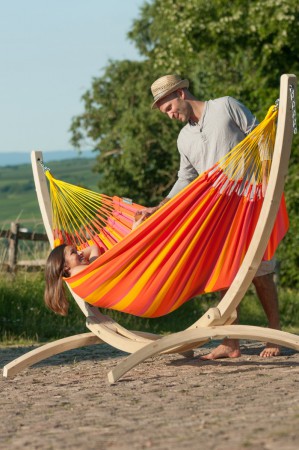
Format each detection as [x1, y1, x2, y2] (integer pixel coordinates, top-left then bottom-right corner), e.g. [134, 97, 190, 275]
[1, 340, 299, 450]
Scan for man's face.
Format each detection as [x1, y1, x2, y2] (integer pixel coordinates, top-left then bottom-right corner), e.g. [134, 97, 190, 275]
[157, 90, 190, 123]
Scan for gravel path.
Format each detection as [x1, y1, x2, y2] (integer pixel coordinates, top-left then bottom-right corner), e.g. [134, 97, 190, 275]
[1, 341, 299, 450]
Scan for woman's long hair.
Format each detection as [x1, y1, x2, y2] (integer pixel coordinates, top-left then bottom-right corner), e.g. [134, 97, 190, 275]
[44, 244, 69, 316]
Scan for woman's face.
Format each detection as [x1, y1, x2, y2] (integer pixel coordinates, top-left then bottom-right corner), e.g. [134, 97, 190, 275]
[64, 246, 82, 269]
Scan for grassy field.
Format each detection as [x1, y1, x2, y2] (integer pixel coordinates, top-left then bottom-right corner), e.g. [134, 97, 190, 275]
[0, 158, 99, 230]
[0, 272, 298, 344]
[0, 157, 101, 265]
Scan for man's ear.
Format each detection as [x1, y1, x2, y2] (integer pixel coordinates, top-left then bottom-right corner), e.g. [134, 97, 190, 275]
[177, 89, 186, 99]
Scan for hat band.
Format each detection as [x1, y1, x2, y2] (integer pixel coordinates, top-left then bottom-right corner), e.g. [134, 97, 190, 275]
[153, 82, 181, 99]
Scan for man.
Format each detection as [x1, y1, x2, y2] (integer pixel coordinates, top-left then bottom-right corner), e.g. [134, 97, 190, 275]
[141, 74, 280, 359]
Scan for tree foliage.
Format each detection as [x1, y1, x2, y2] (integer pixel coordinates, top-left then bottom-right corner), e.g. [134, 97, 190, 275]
[70, 0, 299, 287]
[70, 59, 181, 204]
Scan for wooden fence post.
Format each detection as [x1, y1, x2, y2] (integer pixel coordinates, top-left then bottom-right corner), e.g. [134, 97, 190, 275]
[8, 222, 19, 272]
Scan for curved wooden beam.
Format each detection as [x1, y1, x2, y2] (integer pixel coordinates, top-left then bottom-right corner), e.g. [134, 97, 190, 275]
[216, 74, 296, 321]
[30, 151, 194, 351]
[192, 74, 297, 327]
[3, 333, 102, 378]
[108, 325, 299, 384]
[109, 74, 298, 382]
[30, 151, 159, 337]
[3, 152, 192, 379]
[4, 75, 296, 381]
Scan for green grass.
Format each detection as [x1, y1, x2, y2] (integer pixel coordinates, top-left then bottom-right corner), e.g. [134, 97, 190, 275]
[0, 158, 99, 230]
[0, 272, 298, 344]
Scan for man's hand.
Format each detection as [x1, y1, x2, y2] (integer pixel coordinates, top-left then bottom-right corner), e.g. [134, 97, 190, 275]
[136, 206, 160, 220]
[132, 198, 170, 230]
[132, 207, 159, 230]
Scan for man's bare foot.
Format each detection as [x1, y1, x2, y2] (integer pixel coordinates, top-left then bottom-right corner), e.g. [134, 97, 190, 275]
[260, 344, 281, 358]
[200, 339, 241, 360]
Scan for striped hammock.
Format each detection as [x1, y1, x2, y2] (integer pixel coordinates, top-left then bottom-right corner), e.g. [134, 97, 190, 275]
[45, 105, 288, 318]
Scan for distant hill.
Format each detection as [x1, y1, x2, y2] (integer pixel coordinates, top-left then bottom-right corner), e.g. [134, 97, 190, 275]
[0, 150, 96, 167]
[0, 157, 100, 230]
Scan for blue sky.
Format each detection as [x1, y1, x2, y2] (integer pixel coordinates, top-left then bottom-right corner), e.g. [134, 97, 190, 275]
[0, 0, 145, 153]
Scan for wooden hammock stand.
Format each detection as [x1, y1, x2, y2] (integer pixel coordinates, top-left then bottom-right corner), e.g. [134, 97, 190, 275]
[3, 74, 299, 383]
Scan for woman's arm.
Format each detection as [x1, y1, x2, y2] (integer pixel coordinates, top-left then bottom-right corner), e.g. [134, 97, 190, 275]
[69, 245, 101, 277]
[80, 244, 101, 261]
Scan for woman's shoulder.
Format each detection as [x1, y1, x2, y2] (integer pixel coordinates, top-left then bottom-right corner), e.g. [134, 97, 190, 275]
[69, 263, 90, 277]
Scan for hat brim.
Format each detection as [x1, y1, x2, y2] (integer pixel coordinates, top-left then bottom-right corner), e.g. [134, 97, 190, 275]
[151, 79, 189, 109]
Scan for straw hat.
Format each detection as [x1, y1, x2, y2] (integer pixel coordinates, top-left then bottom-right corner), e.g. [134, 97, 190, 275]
[151, 74, 189, 109]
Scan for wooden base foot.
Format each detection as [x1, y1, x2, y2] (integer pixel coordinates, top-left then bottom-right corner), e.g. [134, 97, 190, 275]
[3, 332, 102, 378]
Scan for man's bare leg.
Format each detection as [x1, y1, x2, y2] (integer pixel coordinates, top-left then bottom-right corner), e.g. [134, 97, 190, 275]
[252, 273, 281, 357]
[200, 337, 241, 360]
[200, 290, 241, 360]
[200, 273, 280, 360]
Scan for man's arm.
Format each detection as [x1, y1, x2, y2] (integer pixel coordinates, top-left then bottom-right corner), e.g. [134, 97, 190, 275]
[226, 97, 271, 196]
[226, 96, 258, 135]
[133, 151, 197, 227]
[168, 150, 198, 198]
[133, 197, 171, 229]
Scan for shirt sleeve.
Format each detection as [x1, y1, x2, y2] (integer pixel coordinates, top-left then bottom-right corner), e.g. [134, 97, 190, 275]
[226, 97, 270, 161]
[226, 96, 258, 135]
[167, 151, 198, 198]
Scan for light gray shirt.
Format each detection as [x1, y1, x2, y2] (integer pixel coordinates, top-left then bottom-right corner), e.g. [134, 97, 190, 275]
[168, 96, 258, 198]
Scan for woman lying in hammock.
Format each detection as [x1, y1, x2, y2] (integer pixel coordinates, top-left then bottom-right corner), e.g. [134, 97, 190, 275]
[44, 244, 101, 316]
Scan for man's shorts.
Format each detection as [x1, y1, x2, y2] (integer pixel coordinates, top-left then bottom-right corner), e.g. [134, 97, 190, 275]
[254, 259, 276, 278]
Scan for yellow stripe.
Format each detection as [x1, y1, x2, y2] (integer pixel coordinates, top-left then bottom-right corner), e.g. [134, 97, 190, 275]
[105, 225, 123, 242]
[149, 191, 223, 316]
[83, 246, 150, 304]
[98, 232, 114, 250]
[204, 199, 246, 291]
[113, 190, 215, 315]
[68, 267, 98, 288]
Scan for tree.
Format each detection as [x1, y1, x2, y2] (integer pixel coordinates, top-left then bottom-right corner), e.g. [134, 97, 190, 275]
[129, 0, 299, 110]
[70, 58, 181, 204]
[70, 0, 299, 287]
